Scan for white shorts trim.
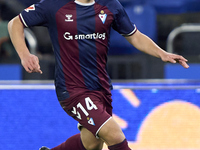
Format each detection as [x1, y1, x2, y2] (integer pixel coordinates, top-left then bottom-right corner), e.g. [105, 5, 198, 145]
[77, 123, 83, 131]
[95, 116, 112, 139]
[77, 116, 112, 139]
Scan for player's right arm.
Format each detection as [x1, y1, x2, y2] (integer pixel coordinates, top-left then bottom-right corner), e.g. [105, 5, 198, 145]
[8, 16, 42, 74]
[125, 30, 189, 69]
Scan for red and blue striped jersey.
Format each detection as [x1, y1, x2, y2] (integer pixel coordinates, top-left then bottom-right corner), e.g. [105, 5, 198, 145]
[19, 0, 137, 101]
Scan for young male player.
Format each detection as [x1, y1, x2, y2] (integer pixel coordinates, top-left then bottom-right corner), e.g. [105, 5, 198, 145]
[8, 0, 189, 149]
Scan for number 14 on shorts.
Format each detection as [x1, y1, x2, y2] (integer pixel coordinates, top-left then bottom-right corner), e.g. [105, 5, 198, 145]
[71, 97, 98, 125]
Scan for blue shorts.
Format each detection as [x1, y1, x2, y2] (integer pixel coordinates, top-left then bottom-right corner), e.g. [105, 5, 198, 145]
[59, 90, 113, 138]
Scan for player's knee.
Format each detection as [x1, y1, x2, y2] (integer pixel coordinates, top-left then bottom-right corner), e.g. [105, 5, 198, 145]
[84, 140, 103, 150]
[98, 118, 126, 145]
[81, 127, 104, 150]
[107, 130, 125, 145]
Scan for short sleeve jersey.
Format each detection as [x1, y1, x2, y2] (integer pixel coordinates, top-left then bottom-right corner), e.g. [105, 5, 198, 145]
[19, 0, 137, 101]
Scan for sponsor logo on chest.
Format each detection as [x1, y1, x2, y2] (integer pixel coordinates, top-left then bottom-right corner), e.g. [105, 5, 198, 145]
[63, 32, 106, 40]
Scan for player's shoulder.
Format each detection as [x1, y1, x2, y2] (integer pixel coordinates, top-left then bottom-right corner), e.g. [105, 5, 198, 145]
[96, 0, 123, 12]
[39, 0, 61, 5]
[35, 0, 55, 8]
[96, 0, 121, 6]
[39, 0, 72, 6]
[34, 0, 73, 12]
[96, 0, 124, 16]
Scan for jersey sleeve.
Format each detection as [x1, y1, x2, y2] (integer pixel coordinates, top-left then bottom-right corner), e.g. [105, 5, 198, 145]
[19, 0, 49, 28]
[112, 1, 137, 36]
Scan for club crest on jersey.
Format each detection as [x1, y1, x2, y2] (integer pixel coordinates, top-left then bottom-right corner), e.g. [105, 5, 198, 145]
[25, 4, 35, 12]
[87, 117, 95, 126]
[99, 10, 107, 24]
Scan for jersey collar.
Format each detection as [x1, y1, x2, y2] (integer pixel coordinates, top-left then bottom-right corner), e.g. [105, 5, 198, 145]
[74, 0, 95, 6]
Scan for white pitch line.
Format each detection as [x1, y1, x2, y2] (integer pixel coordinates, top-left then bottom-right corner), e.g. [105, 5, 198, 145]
[0, 85, 200, 90]
[113, 85, 200, 90]
[0, 85, 55, 90]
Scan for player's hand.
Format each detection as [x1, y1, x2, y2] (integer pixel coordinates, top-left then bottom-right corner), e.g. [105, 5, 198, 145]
[21, 53, 43, 74]
[161, 52, 189, 69]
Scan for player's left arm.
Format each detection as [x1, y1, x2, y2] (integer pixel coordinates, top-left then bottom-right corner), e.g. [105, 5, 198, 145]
[125, 30, 189, 69]
[8, 16, 42, 74]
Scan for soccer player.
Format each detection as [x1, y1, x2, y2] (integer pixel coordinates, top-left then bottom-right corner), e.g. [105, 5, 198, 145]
[8, 0, 189, 149]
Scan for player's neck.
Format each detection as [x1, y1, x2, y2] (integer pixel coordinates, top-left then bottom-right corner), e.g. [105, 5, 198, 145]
[75, 0, 95, 4]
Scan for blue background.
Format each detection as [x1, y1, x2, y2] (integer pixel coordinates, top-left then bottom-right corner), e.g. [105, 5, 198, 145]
[0, 81, 200, 149]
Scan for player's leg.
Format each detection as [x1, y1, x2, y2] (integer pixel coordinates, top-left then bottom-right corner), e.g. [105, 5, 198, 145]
[98, 117, 125, 146]
[74, 92, 131, 150]
[47, 91, 130, 150]
[80, 127, 104, 150]
[97, 118, 131, 150]
[79, 116, 131, 150]
[40, 127, 104, 150]
[50, 133, 86, 150]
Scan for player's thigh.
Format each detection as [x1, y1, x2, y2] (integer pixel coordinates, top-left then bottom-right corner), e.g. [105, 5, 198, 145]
[81, 127, 104, 150]
[98, 117, 125, 146]
[61, 92, 112, 137]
